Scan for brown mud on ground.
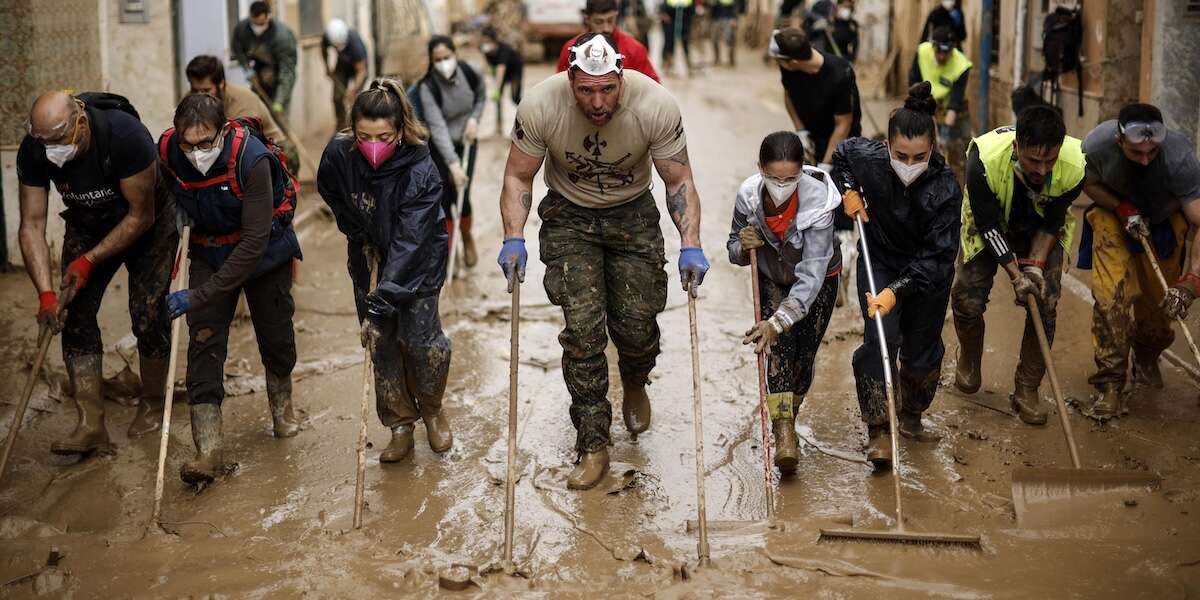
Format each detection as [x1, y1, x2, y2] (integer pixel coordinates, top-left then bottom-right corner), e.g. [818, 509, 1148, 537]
[3, 61, 1200, 598]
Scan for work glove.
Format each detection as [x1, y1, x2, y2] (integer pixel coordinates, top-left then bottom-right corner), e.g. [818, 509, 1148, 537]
[841, 189, 868, 223]
[489, 89, 501, 102]
[497, 237, 528, 293]
[743, 316, 784, 355]
[360, 319, 383, 349]
[37, 290, 62, 332]
[449, 163, 469, 189]
[166, 290, 192, 320]
[271, 102, 285, 115]
[738, 225, 765, 250]
[795, 129, 814, 159]
[1010, 271, 1040, 306]
[1019, 259, 1047, 299]
[60, 255, 95, 307]
[678, 247, 710, 297]
[1115, 201, 1150, 239]
[864, 288, 896, 320]
[464, 118, 480, 144]
[1162, 273, 1200, 320]
[364, 289, 394, 323]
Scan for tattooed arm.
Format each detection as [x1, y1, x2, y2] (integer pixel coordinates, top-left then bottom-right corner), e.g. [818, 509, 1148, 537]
[499, 143, 545, 238]
[652, 146, 703, 248]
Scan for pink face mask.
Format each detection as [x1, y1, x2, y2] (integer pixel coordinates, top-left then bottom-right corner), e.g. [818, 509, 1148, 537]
[357, 139, 397, 169]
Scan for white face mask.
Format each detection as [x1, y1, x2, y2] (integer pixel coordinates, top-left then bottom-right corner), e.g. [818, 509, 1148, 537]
[251, 22, 269, 36]
[837, 7, 853, 20]
[763, 177, 799, 204]
[890, 158, 929, 187]
[44, 144, 78, 168]
[941, 0, 956, 10]
[481, 43, 496, 54]
[435, 57, 458, 79]
[186, 137, 224, 174]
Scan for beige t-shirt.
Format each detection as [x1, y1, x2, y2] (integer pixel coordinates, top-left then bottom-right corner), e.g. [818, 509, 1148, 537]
[512, 70, 687, 209]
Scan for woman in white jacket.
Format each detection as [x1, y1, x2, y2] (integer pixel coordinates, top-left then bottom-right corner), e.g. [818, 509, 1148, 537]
[727, 131, 842, 475]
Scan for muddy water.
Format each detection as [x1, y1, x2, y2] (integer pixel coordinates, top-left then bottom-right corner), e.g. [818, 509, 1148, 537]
[3, 60, 1200, 598]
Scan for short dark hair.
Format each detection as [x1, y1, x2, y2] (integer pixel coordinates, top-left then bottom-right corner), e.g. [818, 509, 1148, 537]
[1015, 104, 1066, 150]
[774, 28, 813, 61]
[584, 0, 618, 15]
[185, 55, 225, 86]
[759, 131, 805, 165]
[1118, 103, 1163, 126]
[250, 1, 271, 17]
[888, 82, 938, 143]
[568, 32, 622, 72]
[174, 92, 226, 134]
[931, 26, 956, 48]
[481, 26, 499, 41]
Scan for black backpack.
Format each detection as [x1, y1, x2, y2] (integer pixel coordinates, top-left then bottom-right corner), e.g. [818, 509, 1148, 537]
[1041, 6, 1083, 117]
[75, 91, 141, 181]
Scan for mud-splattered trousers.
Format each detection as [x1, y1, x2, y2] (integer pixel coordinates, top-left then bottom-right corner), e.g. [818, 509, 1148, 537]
[348, 248, 451, 428]
[538, 190, 669, 453]
[185, 259, 297, 405]
[60, 204, 177, 362]
[853, 256, 952, 425]
[950, 231, 1064, 391]
[760, 274, 839, 419]
[1086, 209, 1188, 391]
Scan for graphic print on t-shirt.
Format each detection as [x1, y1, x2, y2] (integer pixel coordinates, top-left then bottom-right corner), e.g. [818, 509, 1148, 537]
[54, 180, 120, 208]
[565, 131, 634, 196]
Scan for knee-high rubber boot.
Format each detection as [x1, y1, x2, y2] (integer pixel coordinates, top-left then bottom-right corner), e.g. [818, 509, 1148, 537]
[772, 416, 800, 474]
[460, 216, 477, 268]
[265, 371, 300, 438]
[127, 357, 169, 437]
[953, 316, 984, 394]
[180, 403, 225, 484]
[51, 355, 110, 455]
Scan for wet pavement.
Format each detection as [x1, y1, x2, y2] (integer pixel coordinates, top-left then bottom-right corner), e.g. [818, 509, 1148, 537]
[2, 58, 1200, 597]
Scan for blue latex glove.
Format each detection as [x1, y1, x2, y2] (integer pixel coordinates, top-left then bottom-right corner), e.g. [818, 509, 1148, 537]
[678, 247, 709, 297]
[497, 237, 527, 293]
[166, 290, 192, 320]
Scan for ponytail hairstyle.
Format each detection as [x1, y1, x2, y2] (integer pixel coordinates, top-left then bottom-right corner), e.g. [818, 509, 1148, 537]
[887, 81, 938, 144]
[349, 78, 428, 145]
[758, 130, 806, 166]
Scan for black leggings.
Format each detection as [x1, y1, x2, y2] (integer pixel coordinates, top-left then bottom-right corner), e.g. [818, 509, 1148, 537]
[661, 5, 694, 63]
[431, 140, 477, 221]
[759, 273, 839, 418]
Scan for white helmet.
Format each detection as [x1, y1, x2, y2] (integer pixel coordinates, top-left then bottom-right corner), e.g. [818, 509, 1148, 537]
[326, 18, 349, 48]
[569, 35, 623, 76]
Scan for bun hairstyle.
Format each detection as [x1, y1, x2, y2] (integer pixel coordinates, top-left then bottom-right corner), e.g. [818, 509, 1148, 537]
[887, 81, 937, 143]
[350, 78, 428, 144]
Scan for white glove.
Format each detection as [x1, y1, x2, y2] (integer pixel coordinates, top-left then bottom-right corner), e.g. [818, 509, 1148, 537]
[464, 118, 479, 144]
[449, 163, 469, 189]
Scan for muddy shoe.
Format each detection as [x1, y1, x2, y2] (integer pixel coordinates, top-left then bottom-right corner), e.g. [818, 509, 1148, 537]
[772, 417, 799, 474]
[51, 355, 110, 455]
[1010, 385, 1048, 425]
[422, 410, 453, 453]
[380, 425, 415, 463]
[1088, 388, 1125, 421]
[567, 448, 609, 490]
[180, 403, 225, 485]
[622, 382, 651, 437]
[898, 412, 942, 442]
[1132, 353, 1164, 389]
[953, 316, 984, 394]
[127, 356, 168, 437]
[266, 371, 301, 438]
[866, 426, 892, 471]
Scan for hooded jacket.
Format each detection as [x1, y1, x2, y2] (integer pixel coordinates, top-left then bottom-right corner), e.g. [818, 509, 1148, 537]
[830, 137, 962, 297]
[727, 166, 842, 329]
[317, 135, 447, 315]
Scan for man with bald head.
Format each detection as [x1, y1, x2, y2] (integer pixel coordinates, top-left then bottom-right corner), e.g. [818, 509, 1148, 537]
[17, 90, 177, 457]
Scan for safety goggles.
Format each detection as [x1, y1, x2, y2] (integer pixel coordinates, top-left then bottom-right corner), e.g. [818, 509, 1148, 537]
[761, 173, 800, 186]
[25, 98, 86, 143]
[767, 30, 785, 59]
[1119, 120, 1167, 145]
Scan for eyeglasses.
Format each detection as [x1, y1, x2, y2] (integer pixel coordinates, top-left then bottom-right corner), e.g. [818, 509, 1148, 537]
[1119, 121, 1167, 145]
[179, 129, 224, 152]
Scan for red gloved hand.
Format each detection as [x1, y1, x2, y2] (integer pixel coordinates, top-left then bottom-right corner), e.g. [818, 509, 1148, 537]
[37, 290, 61, 331]
[60, 255, 94, 306]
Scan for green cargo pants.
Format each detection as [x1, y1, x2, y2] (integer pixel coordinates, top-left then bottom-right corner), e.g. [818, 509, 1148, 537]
[538, 189, 668, 453]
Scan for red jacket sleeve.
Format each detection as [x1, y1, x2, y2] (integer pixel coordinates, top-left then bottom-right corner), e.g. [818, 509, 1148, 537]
[556, 36, 576, 72]
[629, 45, 660, 82]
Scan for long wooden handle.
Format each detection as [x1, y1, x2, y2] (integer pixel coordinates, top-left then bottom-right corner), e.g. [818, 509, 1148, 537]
[748, 249, 774, 519]
[1026, 296, 1082, 469]
[503, 278, 520, 570]
[353, 253, 379, 530]
[1137, 234, 1200, 373]
[151, 225, 191, 526]
[0, 326, 55, 485]
[687, 289, 711, 567]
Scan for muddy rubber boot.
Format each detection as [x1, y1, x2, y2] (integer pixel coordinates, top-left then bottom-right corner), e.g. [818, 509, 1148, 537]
[865, 426, 892, 471]
[265, 371, 300, 438]
[621, 382, 651, 438]
[51, 355, 110, 455]
[836, 271, 849, 307]
[1133, 351, 1164, 389]
[1010, 385, 1048, 425]
[898, 411, 942, 442]
[180, 403, 225, 485]
[567, 448, 610, 490]
[421, 409, 453, 453]
[953, 316, 984, 394]
[1089, 387, 1125, 421]
[380, 424, 415, 463]
[127, 356, 168, 438]
[772, 417, 800, 474]
[461, 219, 478, 268]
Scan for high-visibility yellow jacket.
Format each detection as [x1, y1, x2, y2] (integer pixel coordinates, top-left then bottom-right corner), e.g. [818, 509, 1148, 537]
[917, 41, 972, 107]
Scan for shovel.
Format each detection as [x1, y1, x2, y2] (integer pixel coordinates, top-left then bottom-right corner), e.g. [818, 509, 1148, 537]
[150, 226, 192, 528]
[1010, 296, 1161, 526]
[1136, 233, 1200, 372]
[353, 248, 380, 530]
[502, 275, 521, 571]
[444, 144, 476, 291]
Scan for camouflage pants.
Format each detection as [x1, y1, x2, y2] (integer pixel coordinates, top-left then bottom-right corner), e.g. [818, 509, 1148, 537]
[759, 273, 838, 419]
[539, 190, 668, 453]
[60, 202, 177, 362]
[950, 233, 1064, 391]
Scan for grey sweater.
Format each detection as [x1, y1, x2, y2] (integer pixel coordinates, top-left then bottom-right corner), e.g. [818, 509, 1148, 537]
[419, 63, 486, 165]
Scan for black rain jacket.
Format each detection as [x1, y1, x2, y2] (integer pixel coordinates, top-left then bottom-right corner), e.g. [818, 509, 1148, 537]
[317, 135, 447, 315]
[830, 137, 962, 297]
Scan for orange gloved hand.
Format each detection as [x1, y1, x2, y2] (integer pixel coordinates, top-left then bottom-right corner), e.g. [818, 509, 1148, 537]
[865, 288, 896, 320]
[842, 189, 868, 222]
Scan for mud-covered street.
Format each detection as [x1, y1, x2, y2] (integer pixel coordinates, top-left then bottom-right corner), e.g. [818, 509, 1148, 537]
[3, 59, 1200, 598]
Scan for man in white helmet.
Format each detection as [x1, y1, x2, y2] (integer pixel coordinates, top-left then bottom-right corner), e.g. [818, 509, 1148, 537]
[321, 18, 368, 129]
[497, 33, 709, 490]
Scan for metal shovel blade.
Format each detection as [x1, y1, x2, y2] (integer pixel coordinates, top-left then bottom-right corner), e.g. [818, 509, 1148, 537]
[1011, 467, 1161, 527]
